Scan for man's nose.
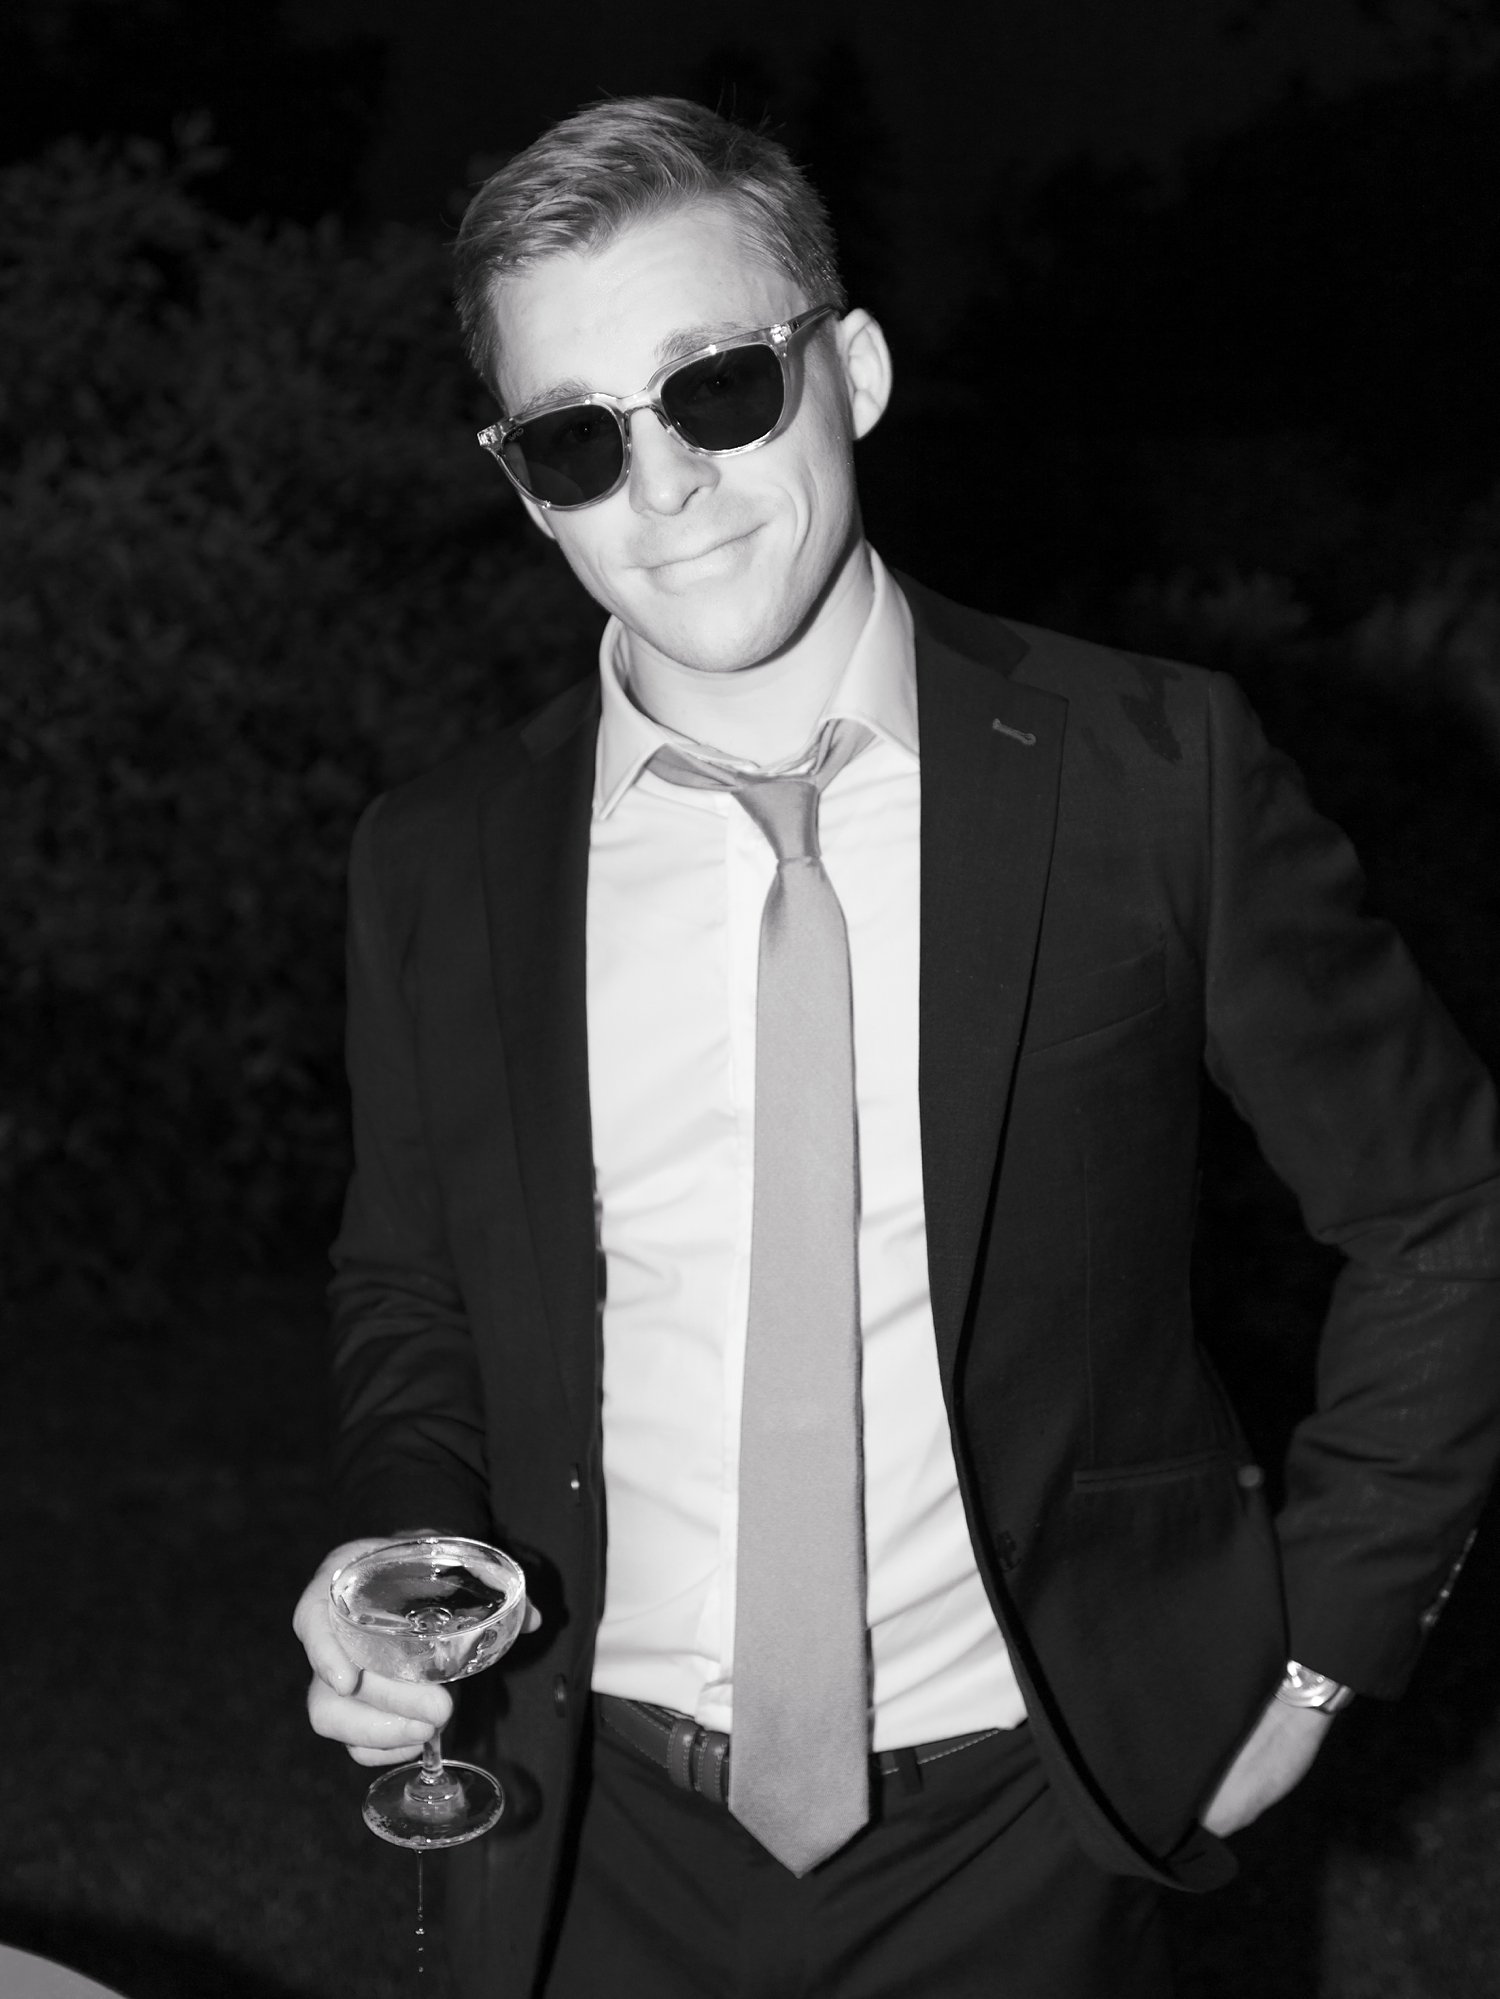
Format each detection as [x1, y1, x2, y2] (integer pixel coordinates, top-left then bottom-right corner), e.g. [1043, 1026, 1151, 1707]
[626, 406, 717, 514]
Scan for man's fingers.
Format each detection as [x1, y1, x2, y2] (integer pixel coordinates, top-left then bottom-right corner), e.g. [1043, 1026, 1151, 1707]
[306, 1672, 452, 1747]
[348, 1741, 434, 1768]
[295, 1592, 360, 1697]
[307, 1682, 431, 1749]
[292, 1536, 403, 1695]
[523, 1603, 543, 1635]
[346, 1669, 452, 1727]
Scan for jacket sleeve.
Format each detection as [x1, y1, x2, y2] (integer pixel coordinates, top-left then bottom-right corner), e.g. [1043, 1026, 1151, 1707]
[325, 795, 492, 1545]
[1202, 669, 1500, 1698]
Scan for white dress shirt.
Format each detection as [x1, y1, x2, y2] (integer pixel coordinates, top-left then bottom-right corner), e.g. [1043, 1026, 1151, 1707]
[586, 549, 1025, 1749]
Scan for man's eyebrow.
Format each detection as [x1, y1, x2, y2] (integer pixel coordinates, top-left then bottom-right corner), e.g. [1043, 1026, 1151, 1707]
[655, 318, 756, 365]
[506, 320, 761, 423]
[506, 377, 593, 424]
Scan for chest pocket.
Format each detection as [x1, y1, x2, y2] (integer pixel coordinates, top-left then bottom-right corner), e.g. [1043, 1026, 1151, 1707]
[1021, 943, 1165, 1054]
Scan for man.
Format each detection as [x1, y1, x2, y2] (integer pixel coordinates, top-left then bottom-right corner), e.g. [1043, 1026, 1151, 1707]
[294, 96, 1500, 1996]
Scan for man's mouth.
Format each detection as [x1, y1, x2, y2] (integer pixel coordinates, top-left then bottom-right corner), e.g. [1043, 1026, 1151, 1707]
[641, 527, 759, 576]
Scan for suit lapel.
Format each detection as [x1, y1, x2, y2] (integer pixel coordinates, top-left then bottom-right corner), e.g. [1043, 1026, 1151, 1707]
[904, 579, 1068, 1387]
[472, 581, 1064, 1420]
[478, 676, 600, 1426]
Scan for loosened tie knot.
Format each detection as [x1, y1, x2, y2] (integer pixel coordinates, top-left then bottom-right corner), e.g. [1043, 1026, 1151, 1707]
[734, 778, 820, 867]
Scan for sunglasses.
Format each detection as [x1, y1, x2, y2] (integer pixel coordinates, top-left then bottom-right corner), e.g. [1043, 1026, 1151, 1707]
[476, 303, 837, 511]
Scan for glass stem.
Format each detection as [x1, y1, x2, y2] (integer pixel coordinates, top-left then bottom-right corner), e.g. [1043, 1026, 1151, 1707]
[419, 1732, 444, 1781]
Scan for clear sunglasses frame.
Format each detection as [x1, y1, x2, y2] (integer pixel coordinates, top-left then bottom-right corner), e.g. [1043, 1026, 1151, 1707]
[476, 303, 838, 510]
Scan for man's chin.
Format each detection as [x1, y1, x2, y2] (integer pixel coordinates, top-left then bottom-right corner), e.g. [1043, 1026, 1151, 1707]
[645, 625, 793, 676]
[626, 593, 804, 677]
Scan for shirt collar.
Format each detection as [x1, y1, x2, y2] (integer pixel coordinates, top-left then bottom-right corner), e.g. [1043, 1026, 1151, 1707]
[593, 546, 919, 819]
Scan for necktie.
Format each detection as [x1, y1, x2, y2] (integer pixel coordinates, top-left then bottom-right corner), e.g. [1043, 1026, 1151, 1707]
[650, 721, 872, 1875]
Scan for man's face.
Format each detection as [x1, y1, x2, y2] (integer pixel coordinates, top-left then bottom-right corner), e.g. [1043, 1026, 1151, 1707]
[490, 201, 877, 674]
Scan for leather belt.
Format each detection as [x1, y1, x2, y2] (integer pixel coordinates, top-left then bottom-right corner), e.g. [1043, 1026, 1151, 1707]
[594, 1694, 1002, 1807]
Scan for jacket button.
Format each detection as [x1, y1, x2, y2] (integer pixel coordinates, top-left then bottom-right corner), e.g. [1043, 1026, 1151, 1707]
[567, 1465, 582, 1503]
[552, 1674, 569, 1717]
[1237, 1464, 1265, 1490]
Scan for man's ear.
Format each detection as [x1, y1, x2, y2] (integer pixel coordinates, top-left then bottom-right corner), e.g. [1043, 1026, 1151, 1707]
[834, 309, 894, 441]
[519, 491, 557, 542]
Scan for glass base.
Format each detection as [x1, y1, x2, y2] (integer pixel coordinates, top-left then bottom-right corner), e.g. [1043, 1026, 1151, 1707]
[362, 1758, 505, 1850]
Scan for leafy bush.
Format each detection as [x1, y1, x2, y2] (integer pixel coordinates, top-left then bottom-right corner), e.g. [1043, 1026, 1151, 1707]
[0, 134, 599, 1316]
[1347, 497, 1500, 772]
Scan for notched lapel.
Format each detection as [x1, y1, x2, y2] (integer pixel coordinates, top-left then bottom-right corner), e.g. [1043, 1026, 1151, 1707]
[911, 595, 1067, 1388]
[478, 677, 600, 1425]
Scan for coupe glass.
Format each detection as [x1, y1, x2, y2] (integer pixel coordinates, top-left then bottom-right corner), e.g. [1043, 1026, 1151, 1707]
[329, 1536, 527, 1848]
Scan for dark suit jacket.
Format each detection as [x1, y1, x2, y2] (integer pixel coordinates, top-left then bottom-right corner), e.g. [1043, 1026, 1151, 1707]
[328, 576, 1500, 1995]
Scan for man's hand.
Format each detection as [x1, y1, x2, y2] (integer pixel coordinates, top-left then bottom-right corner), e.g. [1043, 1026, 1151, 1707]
[1200, 1693, 1335, 1837]
[294, 1538, 453, 1765]
[293, 1536, 545, 1766]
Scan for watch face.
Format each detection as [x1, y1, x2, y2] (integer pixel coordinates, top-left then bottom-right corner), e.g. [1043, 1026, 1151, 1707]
[1278, 1663, 1352, 1711]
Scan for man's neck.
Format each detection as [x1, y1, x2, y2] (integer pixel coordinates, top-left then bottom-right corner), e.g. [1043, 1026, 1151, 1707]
[620, 542, 876, 767]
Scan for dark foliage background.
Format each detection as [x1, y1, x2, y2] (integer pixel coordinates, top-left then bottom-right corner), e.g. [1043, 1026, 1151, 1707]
[0, 0, 386, 222]
[8, 55, 1499, 1320]
[0, 133, 600, 1318]
[3, 10, 1500, 1996]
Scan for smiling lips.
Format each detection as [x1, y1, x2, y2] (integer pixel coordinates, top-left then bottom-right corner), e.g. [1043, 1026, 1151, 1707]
[642, 527, 759, 575]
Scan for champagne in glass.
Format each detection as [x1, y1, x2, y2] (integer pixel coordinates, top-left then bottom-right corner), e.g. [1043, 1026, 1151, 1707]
[330, 1536, 526, 1848]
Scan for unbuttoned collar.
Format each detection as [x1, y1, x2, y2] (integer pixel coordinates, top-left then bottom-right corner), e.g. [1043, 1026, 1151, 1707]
[593, 546, 920, 820]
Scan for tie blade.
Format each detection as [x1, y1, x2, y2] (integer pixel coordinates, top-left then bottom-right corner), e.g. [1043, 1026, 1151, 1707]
[729, 1736, 870, 1876]
[651, 720, 876, 1885]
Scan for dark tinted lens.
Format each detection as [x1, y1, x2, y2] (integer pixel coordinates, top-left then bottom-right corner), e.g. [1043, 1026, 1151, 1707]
[661, 343, 785, 450]
[504, 403, 624, 506]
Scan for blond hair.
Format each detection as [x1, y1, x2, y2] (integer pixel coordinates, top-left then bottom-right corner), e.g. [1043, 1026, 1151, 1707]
[453, 96, 846, 398]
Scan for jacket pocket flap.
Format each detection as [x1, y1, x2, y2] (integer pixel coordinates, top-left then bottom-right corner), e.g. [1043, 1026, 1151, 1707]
[1024, 944, 1165, 1053]
[1072, 1448, 1227, 1491]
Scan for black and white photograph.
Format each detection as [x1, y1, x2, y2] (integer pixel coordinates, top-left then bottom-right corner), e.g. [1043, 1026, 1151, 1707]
[4, 3, 1500, 1995]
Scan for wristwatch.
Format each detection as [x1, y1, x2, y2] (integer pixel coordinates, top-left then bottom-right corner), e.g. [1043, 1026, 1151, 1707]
[1274, 1659, 1355, 1714]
